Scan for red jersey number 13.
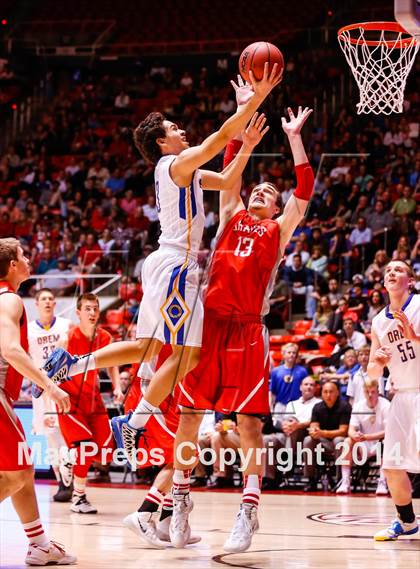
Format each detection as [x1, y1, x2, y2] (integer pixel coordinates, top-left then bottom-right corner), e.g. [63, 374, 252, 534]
[234, 236, 254, 257]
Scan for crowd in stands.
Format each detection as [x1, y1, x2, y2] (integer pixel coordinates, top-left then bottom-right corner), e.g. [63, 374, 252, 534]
[1, 49, 419, 494]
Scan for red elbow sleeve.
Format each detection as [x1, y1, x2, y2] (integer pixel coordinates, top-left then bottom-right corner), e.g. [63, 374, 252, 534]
[223, 139, 242, 168]
[293, 162, 314, 201]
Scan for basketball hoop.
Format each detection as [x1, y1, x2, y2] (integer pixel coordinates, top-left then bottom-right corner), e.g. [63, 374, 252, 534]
[338, 21, 419, 115]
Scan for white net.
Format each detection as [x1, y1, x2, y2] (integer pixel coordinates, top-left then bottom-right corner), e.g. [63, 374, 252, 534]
[338, 25, 419, 115]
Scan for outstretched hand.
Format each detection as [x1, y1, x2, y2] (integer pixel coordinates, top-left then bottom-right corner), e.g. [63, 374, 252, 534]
[242, 112, 269, 149]
[231, 74, 254, 107]
[248, 62, 283, 101]
[281, 106, 313, 136]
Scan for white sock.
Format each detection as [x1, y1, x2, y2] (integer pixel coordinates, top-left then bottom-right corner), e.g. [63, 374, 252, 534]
[69, 354, 96, 376]
[172, 469, 191, 494]
[128, 399, 159, 429]
[23, 519, 49, 548]
[341, 465, 351, 482]
[242, 474, 261, 508]
[73, 476, 87, 497]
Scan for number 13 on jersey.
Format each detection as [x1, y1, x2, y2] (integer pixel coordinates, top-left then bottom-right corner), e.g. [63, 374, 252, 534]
[234, 236, 254, 257]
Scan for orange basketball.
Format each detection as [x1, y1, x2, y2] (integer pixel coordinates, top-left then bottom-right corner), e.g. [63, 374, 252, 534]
[239, 41, 284, 83]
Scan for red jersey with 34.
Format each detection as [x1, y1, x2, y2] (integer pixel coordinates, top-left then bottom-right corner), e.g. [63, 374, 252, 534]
[204, 210, 281, 318]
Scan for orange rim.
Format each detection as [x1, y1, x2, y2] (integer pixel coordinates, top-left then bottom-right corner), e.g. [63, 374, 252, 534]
[337, 21, 417, 48]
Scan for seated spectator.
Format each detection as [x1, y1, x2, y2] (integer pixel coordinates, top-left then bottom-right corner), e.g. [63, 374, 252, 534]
[336, 379, 390, 495]
[346, 346, 384, 405]
[42, 257, 77, 295]
[328, 330, 352, 370]
[365, 249, 389, 284]
[35, 247, 58, 274]
[302, 381, 351, 491]
[320, 349, 360, 398]
[310, 295, 334, 333]
[362, 290, 385, 333]
[326, 278, 341, 309]
[78, 232, 103, 273]
[58, 238, 78, 266]
[306, 245, 328, 279]
[283, 254, 315, 319]
[391, 235, 411, 261]
[354, 164, 374, 192]
[285, 241, 310, 267]
[310, 226, 327, 253]
[343, 317, 368, 350]
[264, 376, 321, 488]
[350, 194, 371, 225]
[120, 189, 137, 216]
[391, 186, 416, 218]
[330, 298, 352, 333]
[349, 216, 372, 248]
[98, 228, 115, 256]
[119, 276, 143, 317]
[366, 200, 395, 236]
[347, 279, 368, 321]
[106, 168, 126, 194]
[119, 368, 133, 396]
[270, 343, 308, 419]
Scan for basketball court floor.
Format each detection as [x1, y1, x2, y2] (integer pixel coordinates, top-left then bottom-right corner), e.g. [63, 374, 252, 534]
[1, 484, 419, 568]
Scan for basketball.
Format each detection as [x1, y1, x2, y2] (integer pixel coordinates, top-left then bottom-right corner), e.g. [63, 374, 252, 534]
[239, 41, 284, 83]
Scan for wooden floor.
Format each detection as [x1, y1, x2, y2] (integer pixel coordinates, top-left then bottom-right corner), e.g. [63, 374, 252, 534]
[1, 483, 419, 568]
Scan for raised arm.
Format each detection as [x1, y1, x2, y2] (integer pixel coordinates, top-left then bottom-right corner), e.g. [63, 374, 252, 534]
[201, 112, 268, 191]
[217, 77, 256, 227]
[171, 64, 282, 185]
[0, 294, 70, 413]
[277, 107, 314, 255]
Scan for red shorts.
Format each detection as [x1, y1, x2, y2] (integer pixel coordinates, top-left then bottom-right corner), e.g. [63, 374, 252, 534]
[0, 391, 32, 471]
[124, 377, 179, 468]
[179, 313, 270, 415]
[58, 397, 113, 454]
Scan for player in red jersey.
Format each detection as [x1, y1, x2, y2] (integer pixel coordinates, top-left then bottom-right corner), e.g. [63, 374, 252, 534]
[0, 237, 75, 566]
[58, 292, 122, 514]
[171, 83, 314, 552]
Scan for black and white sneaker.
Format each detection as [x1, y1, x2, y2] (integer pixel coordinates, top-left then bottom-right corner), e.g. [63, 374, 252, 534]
[70, 493, 98, 514]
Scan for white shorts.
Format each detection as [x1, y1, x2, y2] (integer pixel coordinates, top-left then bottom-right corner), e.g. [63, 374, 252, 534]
[136, 248, 203, 347]
[382, 391, 420, 473]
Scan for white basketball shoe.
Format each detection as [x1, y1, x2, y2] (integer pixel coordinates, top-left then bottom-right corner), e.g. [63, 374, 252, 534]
[224, 504, 259, 553]
[157, 515, 201, 545]
[169, 492, 193, 548]
[25, 541, 76, 565]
